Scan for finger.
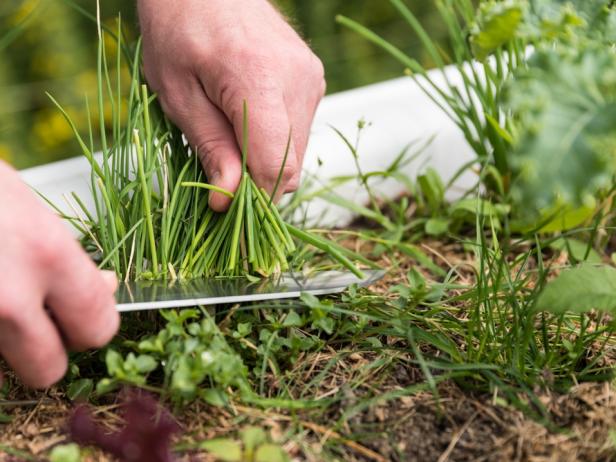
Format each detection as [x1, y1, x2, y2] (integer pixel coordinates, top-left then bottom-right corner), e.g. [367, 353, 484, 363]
[160, 77, 242, 212]
[285, 73, 326, 192]
[0, 299, 67, 389]
[224, 89, 299, 197]
[284, 98, 316, 193]
[44, 238, 120, 352]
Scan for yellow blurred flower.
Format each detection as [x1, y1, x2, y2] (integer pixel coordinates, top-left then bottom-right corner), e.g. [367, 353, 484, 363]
[77, 70, 98, 96]
[8, 0, 40, 26]
[30, 51, 60, 75]
[33, 108, 76, 150]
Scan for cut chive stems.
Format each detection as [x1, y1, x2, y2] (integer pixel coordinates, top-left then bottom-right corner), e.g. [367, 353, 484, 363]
[133, 129, 158, 274]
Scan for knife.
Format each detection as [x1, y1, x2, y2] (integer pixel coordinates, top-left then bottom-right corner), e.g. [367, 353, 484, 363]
[115, 269, 385, 312]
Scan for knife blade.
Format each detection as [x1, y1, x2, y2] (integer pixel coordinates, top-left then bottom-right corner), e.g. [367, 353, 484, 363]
[115, 269, 385, 312]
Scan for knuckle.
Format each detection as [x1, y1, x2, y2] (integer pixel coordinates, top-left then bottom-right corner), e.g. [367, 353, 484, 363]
[279, 163, 296, 183]
[157, 86, 182, 120]
[253, 74, 280, 95]
[290, 48, 322, 74]
[184, 34, 210, 61]
[261, 162, 296, 187]
[227, 40, 269, 69]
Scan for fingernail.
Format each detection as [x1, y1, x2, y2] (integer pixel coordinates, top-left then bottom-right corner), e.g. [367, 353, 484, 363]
[101, 270, 118, 292]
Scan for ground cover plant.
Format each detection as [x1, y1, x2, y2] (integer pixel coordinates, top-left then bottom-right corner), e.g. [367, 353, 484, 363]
[3, 0, 616, 461]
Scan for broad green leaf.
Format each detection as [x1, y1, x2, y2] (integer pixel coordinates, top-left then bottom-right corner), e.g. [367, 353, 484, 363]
[535, 264, 616, 314]
[67, 378, 93, 402]
[507, 46, 616, 216]
[548, 238, 602, 264]
[282, 310, 303, 327]
[135, 354, 157, 373]
[95, 378, 119, 396]
[49, 443, 81, 462]
[537, 203, 595, 233]
[510, 202, 596, 232]
[241, 427, 266, 453]
[200, 438, 242, 462]
[313, 317, 335, 335]
[532, 0, 616, 42]
[171, 358, 196, 395]
[471, 1, 525, 60]
[201, 388, 228, 407]
[234, 322, 252, 338]
[425, 217, 450, 236]
[299, 292, 321, 308]
[105, 349, 123, 376]
[255, 444, 290, 462]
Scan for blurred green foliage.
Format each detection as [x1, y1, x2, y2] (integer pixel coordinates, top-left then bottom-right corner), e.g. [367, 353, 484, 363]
[0, 0, 443, 168]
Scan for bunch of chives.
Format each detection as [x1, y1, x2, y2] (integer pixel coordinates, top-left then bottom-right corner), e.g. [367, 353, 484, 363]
[48, 17, 370, 281]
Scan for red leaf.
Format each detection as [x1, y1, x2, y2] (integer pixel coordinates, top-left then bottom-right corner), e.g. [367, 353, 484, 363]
[69, 390, 180, 462]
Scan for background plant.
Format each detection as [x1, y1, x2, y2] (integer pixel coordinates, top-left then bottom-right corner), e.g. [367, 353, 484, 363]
[338, 0, 616, 227]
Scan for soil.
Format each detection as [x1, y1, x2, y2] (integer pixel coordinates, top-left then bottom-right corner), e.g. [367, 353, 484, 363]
[2, 372, 616, 461]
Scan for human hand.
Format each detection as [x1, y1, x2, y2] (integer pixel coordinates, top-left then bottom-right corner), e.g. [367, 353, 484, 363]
[0, 161, 120, 388]
[137, 0, 326, 210]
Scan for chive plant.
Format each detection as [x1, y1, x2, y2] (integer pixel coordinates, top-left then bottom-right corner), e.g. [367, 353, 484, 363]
[50, 18, 368, 281]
